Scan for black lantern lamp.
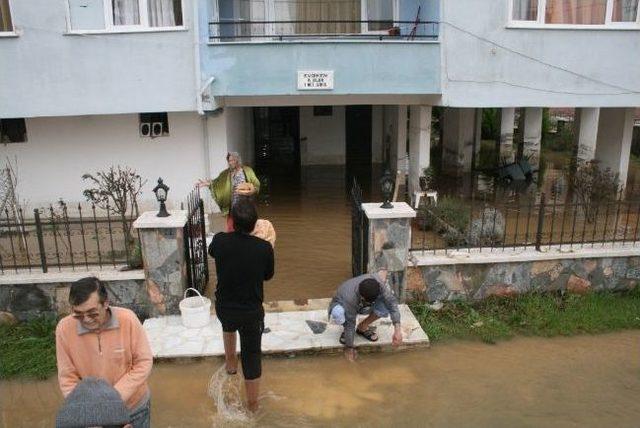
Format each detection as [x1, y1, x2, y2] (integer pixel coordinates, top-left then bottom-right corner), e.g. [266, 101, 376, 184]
[380, 169, 395, 209]
[152, 178, 170, 217]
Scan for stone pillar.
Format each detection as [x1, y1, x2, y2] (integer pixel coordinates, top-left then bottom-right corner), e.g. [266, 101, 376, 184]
[522, 107, 543, 169]
[362, 202, 416, 302]
[499, 108, 516, 164]
[574, 108, 600, 164]
[442, 107, 475, 176]
[595, 107, 635, 188]
[133, 211, 189, 316]
[408, 105, 432, 195]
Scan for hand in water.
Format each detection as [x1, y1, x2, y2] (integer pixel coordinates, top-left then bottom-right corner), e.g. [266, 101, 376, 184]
[392, 327, 403, 347]
[344, 347, 357, 362]
[196, 179, 210, 188]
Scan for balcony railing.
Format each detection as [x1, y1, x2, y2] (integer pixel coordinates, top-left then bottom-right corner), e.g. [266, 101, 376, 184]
[208, 20, 439, 42]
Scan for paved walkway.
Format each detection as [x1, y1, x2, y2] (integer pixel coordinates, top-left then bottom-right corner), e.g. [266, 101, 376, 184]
[143, 299, 429, 358]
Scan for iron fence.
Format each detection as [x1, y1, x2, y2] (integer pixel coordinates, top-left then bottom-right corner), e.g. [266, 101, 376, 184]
[412, 192, 640, 254]
[351, 178, 368, 276]
[209, 20, 439, 41]
[0, 203, 138, 274]
[183, 187, 209, 294]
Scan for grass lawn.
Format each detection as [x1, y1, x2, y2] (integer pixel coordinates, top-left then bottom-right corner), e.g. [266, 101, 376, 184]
[410, 287, 640, 344]
[0, 317, 57, 380]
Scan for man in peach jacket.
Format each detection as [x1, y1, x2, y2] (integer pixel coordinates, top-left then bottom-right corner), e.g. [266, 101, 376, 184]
[55, 277, 153, 428]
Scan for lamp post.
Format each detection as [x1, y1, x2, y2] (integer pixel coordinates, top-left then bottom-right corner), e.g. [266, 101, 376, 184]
[153, 178, 170, 217]
[380, 169, 395, 209]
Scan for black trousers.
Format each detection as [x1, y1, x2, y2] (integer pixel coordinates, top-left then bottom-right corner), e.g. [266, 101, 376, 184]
[216, 306, 264, 380]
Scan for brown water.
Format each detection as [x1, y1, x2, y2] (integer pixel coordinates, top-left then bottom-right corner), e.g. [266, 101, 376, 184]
[2, 331, 639, 427]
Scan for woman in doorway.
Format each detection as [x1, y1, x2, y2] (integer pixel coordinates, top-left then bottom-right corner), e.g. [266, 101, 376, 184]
[198, 152, 260, 231]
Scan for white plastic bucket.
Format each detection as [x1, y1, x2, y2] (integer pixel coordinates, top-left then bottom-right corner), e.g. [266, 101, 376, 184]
[179, 288, 212, 329]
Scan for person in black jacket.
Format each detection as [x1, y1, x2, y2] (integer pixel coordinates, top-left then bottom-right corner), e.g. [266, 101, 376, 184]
[208, 196, 274, 412]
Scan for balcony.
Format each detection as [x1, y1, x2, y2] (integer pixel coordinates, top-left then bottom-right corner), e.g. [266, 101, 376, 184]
[201, 1, 441, 98]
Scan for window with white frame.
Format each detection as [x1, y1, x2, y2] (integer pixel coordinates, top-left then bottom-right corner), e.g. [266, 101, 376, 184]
[511, 0, 640, 26]
[67, 0, 183, 31]
[1, 119, 27, 144]
[0, 0, 13, 32]
[213, 0, 398, 39]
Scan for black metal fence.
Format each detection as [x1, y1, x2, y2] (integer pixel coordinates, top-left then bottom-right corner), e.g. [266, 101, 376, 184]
[0, 203, 138, 274]
[209, 20, 439, 41]
[412, 193, 640, 253]
[351, 179, 368, 276]
[184, 187, 209, 294]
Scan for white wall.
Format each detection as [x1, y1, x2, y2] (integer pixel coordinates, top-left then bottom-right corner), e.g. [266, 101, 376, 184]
[3, 113, 206, 212]
[225, 107, 254, 167]
[0, 0, 196, 117]
[441, 0, 640, 107]
[300, 106, 346, 165]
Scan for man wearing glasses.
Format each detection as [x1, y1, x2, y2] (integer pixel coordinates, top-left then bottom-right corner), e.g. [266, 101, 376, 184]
[328, 269, 403, 362]
[55, 277, 153, 428]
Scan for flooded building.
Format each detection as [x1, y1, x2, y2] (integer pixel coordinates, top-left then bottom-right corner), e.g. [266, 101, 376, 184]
[1, 0, 639, 206]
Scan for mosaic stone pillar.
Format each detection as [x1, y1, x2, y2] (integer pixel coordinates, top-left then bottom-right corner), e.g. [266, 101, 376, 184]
[133, 211, 188, 316]
[362, 202, 416, 302]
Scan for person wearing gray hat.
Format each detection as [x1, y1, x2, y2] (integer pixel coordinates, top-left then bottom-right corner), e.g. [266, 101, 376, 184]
[56, 377, 132, 428]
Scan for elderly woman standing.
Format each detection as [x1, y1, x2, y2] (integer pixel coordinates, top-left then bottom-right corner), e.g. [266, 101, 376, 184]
[198, 152, 260, 231]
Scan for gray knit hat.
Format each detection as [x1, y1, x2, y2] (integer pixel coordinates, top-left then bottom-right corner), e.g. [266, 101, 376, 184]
[56, 377, 130, 428]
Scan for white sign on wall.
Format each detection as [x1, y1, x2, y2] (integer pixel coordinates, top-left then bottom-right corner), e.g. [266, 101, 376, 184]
[297, 71, 334, 90]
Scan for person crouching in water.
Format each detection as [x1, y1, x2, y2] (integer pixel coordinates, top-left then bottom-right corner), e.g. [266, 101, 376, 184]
[208, 197, 274, 412]
[328, 269, 403, 361]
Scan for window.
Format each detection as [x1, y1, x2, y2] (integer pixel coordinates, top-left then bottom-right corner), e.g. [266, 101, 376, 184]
[139, 112, 169, 138]
[511, 0, 640, 26]
[1, 118, 27, 144]
[67, 0, 183, 31]
[213, 0, 398, 40]
[0, 0, 13, 32]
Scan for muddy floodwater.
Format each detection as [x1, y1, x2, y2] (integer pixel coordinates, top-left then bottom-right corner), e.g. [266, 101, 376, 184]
[2, 331, 639, 427]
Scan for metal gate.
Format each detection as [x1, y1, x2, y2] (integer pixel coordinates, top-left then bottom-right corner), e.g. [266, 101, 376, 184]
[184, 187, 209, 294]
[350, 178, 368, 276]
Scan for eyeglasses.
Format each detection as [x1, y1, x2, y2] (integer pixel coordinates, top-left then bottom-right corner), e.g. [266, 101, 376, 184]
[72, 310, 101, 321]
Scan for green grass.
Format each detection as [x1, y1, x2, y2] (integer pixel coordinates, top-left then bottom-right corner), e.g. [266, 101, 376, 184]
[0, 317, 57, 380]
[410, 287, 640, 344]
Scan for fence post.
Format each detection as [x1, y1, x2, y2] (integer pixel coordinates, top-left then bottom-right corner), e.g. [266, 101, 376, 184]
[535, 193, 546, 251]
[33, 209, 48, 273]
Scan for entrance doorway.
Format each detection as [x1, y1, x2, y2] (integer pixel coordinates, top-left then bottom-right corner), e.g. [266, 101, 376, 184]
[345, 105, 373, 192]
[253, 107, 301, 177]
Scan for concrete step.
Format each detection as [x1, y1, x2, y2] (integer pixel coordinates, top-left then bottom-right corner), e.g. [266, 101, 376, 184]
[143, 302, 429, 359]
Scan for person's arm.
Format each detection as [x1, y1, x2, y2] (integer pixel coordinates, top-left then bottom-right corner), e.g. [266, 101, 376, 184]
[113, 317, 153, 404]
[208, 233, 219, 259]
[264, 243, 274, 281]
[380, 284, 403, 346]
[246, 167, 261, 194]
[55, 323, 81, 397]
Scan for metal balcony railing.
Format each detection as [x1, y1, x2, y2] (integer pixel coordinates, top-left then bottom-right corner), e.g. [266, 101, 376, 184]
[208, 20, 439, 42]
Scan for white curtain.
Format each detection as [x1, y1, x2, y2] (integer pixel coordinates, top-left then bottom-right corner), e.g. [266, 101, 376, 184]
[148, 0, 176, 27]
[545, 0, 607, 24]
[112, 0, 140, 25]
[613, 0, 638, 21]
[512, 0, 538, 20]
[366, 0, 393, 31]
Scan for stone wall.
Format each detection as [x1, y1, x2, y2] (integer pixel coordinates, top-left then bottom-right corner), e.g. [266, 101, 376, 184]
[407, 256, 640, 302]
[0, 277, 152, 321]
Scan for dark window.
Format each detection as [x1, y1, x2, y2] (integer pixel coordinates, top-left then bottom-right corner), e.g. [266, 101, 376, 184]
[139, 112, 169, 137]
[313, 106, 333, 117]
[1, 118, 27, 143]
[0, 0, 13, 32]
